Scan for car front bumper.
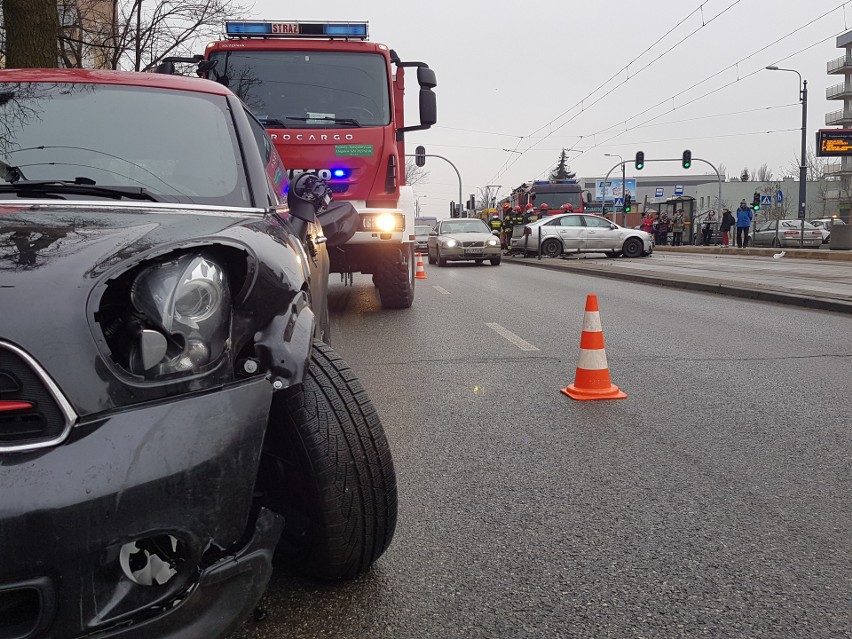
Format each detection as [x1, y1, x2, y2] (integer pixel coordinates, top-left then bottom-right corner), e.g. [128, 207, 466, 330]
[438, 244, 502, 260]
[0, 378, 279, 639]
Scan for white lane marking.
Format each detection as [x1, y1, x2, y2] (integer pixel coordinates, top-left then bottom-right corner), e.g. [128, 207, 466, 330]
[433, 286, 451, 295]
[486, 323, 540, 352]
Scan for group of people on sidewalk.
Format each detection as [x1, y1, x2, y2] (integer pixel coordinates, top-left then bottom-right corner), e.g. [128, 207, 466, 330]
[641, 200, 755, 248]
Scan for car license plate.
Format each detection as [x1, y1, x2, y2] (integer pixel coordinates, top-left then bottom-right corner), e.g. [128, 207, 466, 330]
[464, 249, 483, 256]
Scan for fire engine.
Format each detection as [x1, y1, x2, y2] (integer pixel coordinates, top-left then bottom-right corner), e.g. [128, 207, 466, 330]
[509, 180, 586, 212]
[201, 20, 437, 309]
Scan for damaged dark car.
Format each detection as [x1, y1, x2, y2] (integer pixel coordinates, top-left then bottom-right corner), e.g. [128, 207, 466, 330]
[0, 69, 397, 639]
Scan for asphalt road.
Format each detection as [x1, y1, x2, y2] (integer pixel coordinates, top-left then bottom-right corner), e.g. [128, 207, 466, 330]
[230, 260, 852, 639]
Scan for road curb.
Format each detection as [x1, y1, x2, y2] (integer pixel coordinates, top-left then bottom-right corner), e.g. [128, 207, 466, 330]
[503, 256, 852, 315]
[654, 245, 852, 261]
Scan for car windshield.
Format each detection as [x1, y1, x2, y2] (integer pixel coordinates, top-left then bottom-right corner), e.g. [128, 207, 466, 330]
[531, 191, 582, 209]
[207, 50, 391, 128]
[0, 82, 249, 207]
[441, 220, 490, 234]
[415, 226, 433, 235]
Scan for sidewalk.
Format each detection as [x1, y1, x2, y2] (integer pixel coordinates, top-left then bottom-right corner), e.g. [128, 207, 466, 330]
[503, 246, 852, 314]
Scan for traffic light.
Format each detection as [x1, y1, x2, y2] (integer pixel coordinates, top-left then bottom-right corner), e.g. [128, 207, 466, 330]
[450, 200, 457, 217]
[752, 192, 761, 211]
[624, 192, 632, 213]
[415, 145, 426, 167]
[682, 149, 692, 169]
[635, 151, 645, 170]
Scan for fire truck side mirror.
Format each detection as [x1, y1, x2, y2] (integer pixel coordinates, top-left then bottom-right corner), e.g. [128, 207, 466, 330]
[419, 90, 437, 127]
[417, 67, 437, 89]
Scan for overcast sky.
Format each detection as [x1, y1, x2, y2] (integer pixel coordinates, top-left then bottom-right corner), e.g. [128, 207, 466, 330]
[247, 0, 852, 216]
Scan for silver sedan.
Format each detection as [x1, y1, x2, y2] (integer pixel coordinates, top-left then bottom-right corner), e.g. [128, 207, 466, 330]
[752, 220, 823, 248]
[427, 218, 502, 266]
[510, 213, 654, 258]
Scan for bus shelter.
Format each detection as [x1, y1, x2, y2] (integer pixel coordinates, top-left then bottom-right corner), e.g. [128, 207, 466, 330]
[662, 196, 697, 244]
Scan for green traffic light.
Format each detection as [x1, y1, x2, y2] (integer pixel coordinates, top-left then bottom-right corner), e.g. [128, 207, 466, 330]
[625, 206, 631, 213]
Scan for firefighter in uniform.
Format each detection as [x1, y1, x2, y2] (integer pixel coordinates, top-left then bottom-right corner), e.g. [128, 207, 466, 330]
[538, 203, 551, 217]
[522, 204, 537, 255]
[504, 205, 522, 254]
[489, 213, 502, 234]
[499, 202, 512, 250]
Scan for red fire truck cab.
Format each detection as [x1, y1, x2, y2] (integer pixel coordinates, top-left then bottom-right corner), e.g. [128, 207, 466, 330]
[510, 180, 586, 213]
[203, 20, 437, 308]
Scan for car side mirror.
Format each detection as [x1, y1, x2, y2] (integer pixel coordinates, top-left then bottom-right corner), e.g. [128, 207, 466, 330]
[610, 224, 618, 230]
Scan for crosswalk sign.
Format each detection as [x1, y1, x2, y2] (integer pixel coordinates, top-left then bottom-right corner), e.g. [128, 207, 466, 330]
[614, 197, 624, 207]
[760, 195, 772, 206]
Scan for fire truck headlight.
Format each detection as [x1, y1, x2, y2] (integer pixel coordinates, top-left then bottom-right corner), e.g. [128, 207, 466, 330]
[361, 213, 404, 232]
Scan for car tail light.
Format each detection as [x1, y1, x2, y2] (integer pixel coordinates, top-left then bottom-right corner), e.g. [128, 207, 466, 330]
[782, 230, 798, 235]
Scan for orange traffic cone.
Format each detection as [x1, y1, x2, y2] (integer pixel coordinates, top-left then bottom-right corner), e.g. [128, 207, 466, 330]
[561, 294, 627, 401]
[415, 253, 428, 279]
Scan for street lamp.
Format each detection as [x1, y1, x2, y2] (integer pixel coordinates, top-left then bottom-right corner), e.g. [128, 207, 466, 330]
[604, 153, 626, 226]
[766, 65, 808, 248]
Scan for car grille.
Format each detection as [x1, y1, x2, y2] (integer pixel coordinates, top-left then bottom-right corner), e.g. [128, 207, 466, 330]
[461, 241, 484, 248]
[0, 342, 75, 452]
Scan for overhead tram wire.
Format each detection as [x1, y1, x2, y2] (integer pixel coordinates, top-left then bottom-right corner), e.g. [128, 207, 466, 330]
[488, 0, 746, 184]
[536, 2, 852, 176]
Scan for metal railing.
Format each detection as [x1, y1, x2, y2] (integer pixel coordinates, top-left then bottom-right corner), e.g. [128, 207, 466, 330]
[827, 55, 852, 74]
[827, 82, 852, 99]
[825, 109, 852, 125]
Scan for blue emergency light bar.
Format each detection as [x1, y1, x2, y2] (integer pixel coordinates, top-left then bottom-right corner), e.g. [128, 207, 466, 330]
[225, 21, 369, 39]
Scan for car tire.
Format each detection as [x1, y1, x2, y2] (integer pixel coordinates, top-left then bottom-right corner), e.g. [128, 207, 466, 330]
[541, 238, 562, 258]
[437, 248, 447, 267]
[490, 256, 501, 266]
[622, 237, 643, 258]
[374, 246, 415, 309]
[260, 340, 397, 581]
[428, 249, 437, 265]
[604, 251, 620, 258]
[475, 259, 484, 264]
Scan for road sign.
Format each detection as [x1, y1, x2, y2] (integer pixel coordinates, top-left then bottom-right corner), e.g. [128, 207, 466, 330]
[761, 195, 772, 206]
[655, 187, 664, 197]
[674, 184, 684, 196]
[776, 190, 783, 204]
[614, 197, 624, 207]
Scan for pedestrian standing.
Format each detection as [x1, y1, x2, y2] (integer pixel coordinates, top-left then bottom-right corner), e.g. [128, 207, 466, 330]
[720, 208, 735, 247]
[641, 212, 655, 235]
[671, 209, 685, 246]
[702, 210, 717, 245]
[655, 212, 670, 246]
[735, 200, 753, 248]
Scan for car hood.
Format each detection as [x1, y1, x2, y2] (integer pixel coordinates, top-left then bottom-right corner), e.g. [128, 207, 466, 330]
[0, 202, 260, 413]
[440, 232, 495, 241]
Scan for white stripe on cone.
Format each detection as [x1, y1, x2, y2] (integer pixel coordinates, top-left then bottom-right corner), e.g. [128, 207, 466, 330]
[582, 311, 603, 333]
[577, 348, 609, 371]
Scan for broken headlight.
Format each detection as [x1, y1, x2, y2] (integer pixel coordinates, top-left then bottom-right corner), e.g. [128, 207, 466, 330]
[128, 254, 231, 378]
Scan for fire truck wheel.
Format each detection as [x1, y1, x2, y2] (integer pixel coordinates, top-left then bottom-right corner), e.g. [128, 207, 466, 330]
[260, 340, 398, 581]
[375, 246, 415, 309]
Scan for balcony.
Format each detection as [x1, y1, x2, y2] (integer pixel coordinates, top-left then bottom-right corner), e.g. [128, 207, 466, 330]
[827, 82, 852, 100]
[827, 55, 852, 74]
[825, 109, 852, 126]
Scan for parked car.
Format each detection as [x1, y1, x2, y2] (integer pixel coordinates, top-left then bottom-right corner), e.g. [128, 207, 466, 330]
[414, 224, 433, 254]
[0, 69, 396, 639]
[752, 219, 823, 248]
[510, 213, 653, 258]
[427, 218, 501, 265]
[809, 217, 846, 244]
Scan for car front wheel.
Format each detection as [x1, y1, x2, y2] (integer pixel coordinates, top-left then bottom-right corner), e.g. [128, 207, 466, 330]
[622, 237, 643, 258]
[437, 248, 447, 267]
[260, 341, 398, 581]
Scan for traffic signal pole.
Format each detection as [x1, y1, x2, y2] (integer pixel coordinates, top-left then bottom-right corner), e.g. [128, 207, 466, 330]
[602, 157, 723, 229]
[406, 152, 463, 218]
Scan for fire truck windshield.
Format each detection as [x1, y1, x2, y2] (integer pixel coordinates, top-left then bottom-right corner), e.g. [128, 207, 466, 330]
[531, 192, 582, 209]
[207, 50, 391, 128]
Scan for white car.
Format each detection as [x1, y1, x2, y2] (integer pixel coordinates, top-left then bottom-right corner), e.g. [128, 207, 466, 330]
[809, 218, 846, 244]
[510, 213, 654, 258]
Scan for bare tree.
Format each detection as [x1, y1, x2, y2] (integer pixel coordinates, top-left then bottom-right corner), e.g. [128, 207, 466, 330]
[717, 163, 728, 181]
[54, 0, 249, 71]
[1, 0, 58, 67]
[756, 163, 773, 183]
[740, 167, 750, 182]
[404, 158, 429, 187]
[785, 143, 828, 182]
